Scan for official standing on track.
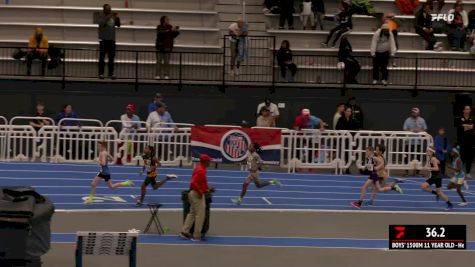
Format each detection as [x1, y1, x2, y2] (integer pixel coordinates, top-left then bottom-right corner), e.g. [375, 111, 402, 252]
[456, 105, 475, 178]
[180, 154, 214, 242]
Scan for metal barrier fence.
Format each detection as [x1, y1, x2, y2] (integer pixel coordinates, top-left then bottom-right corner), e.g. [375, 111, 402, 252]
[2, 43, 475, 88]
[0, 117, 434, 173]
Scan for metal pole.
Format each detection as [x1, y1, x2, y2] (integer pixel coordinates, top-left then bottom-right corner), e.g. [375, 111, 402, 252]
[75, 236, 83, 267]
[129, 237, 137, 267]
[61, 48, 66, 89]
[134, 51, 139, 92]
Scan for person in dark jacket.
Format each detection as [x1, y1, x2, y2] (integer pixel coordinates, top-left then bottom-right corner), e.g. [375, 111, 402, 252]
[312, 0, 325, 30]
[415, 3, 436, 50]
[338, 36, 360, 84]
[155, 16, 180, 80]
[322, 1, 352, 47]
[279, 0, 295, 29]
[336, 106, 358, 131]
[98, 4, 120, 79]
[346, 96, 364, 129]
[276, 40, 297, 82]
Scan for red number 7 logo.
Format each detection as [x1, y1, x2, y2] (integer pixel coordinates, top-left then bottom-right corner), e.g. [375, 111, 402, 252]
[394, 226, 405, 239]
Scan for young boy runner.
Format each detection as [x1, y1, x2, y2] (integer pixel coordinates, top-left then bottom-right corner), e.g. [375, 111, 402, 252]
[135, 145, 177, 206]
[351, 144, 403, 209]
[447, 147, 468, 206]
[232, 142, 281, 205]
[421, 146, 453, 210]
[85, 141, 135, 204]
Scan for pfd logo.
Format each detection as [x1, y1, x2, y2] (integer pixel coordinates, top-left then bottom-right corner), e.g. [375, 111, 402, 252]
[431, 13, 454, 22]
[220, 130, 250, 162]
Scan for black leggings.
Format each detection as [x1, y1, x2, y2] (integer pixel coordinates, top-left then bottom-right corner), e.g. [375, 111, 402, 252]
[372, 51, 389, 81]
[279, 63, 297, 78]
[460, 145, 474, 173]
[279, 11, 294, 28]
[325, 25, 350, 46]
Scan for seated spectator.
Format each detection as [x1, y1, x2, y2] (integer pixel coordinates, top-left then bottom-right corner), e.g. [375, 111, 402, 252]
[55, 104, 79, 126]
[279, 0, 295, 30]
[148, 93, 164, 114]
[447, 3, 468, 51]
[333, 103, 345, 130]
[321, 1, 352, 48]
[338, 36, 360, 84]
[27, 27, 48, 76]
[146, 102, 177, 130]
[155, 16, 180, 80]
[300, 0, 315, 30]
[256, 97, 280, 120]
[120, 104, 141, 133]
[336, 106, 358, 130]
[370, 23, 397, 85]
[256, 107, 276, 127]
[30, 101, 51, 132]
[293, 108, 325, 130]
[312, 0, 325, 30]
[276, 40, 297, 82]
[415, 3, 436, 50]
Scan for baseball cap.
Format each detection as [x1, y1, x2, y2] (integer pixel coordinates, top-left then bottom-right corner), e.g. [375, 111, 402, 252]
[199, 154, 212, 162]
[126, 104, 136, 112]
[156, 102, 168, 109]
[411, 107, 420, 114]
[155, 93, 163, 98]
[301, 108, 310, 115]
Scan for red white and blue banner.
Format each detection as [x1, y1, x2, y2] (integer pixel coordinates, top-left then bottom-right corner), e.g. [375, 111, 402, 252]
[191, 126, 281, 165]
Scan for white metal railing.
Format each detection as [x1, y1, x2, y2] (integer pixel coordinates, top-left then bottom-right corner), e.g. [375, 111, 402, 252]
[0, 115, 435, 172]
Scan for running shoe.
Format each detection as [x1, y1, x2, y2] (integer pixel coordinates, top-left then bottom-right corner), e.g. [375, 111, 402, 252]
[231, 197, 243, 205]
[191, 238, 206, 242]
[166, 174, 178, 180]
[270, 179, 282, 187]
[393, 184, 403, 194]
[179, 232, 191, 240]
[464, 180, 469, 190]
[458, 202, 468, 207]
[84, 197, 94, 205]
[122, 180, 135, 187]
[445, 202, 454, 211]
[135, 201, 143, 207]
[351, 201, 361, 209]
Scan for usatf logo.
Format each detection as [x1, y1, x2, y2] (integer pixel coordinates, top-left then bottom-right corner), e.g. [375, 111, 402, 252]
[431, 13, 454, 22]
[220, 130, 250, 162]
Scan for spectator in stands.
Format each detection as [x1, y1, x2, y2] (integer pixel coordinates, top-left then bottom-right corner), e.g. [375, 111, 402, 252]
[55, 104, 79, 126]
[279, 0, 295, 30]
[321, 1, 352, 48]
[455, 105, 474, 178]
[256, 97, 280, 120]
[447, 3, 468, 51]
[415, 3, 436, 50]
[148, 93, 164, 114]
[338, 36, 360, 84]
[120, 104, 141, 133]
[146, 102, 177, 130]
[403, 107, 428, 176]
[30, 101, 51, 132]
[435, 127, 451, 176]
[370, 23, 397, 86]
[293, 108, 325, 130]
[332, 103, 345, 130]
[468, 8, 475, 47]
[98, 3, 121, 79]
[256, 106, 276, 127]
[336, 106, 358, 131]
[26, 27, 48, 76]
[312, 0, 325, 30]
[346, 97, 364, 129]
[155, 16, 180, 80]
[276, 40, 297, 82]
[300, 0, 315, 30]
[228, 19, 248, 76]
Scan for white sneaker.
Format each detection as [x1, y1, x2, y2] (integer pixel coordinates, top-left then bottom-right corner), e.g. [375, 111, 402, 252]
[154, 75, 160, 80]
[382, 80, 388, 85]
[164, 75, 169, 80]
[464, 180, 469, 190]
[458, 202, 468, 207]
[372, 80, 378, 84]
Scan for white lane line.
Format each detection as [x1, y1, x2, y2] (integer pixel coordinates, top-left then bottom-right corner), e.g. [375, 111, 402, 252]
[262, 197, 272, 205]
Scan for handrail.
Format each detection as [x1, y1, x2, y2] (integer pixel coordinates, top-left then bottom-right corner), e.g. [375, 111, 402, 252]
[9, 116, 56, 126]
[57, 118, 103, 127]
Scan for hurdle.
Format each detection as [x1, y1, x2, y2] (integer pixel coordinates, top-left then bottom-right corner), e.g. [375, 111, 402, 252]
[75, 231, 138, 267]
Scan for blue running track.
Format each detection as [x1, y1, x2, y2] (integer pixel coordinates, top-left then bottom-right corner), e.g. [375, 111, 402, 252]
[1, 162, 475, 212]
